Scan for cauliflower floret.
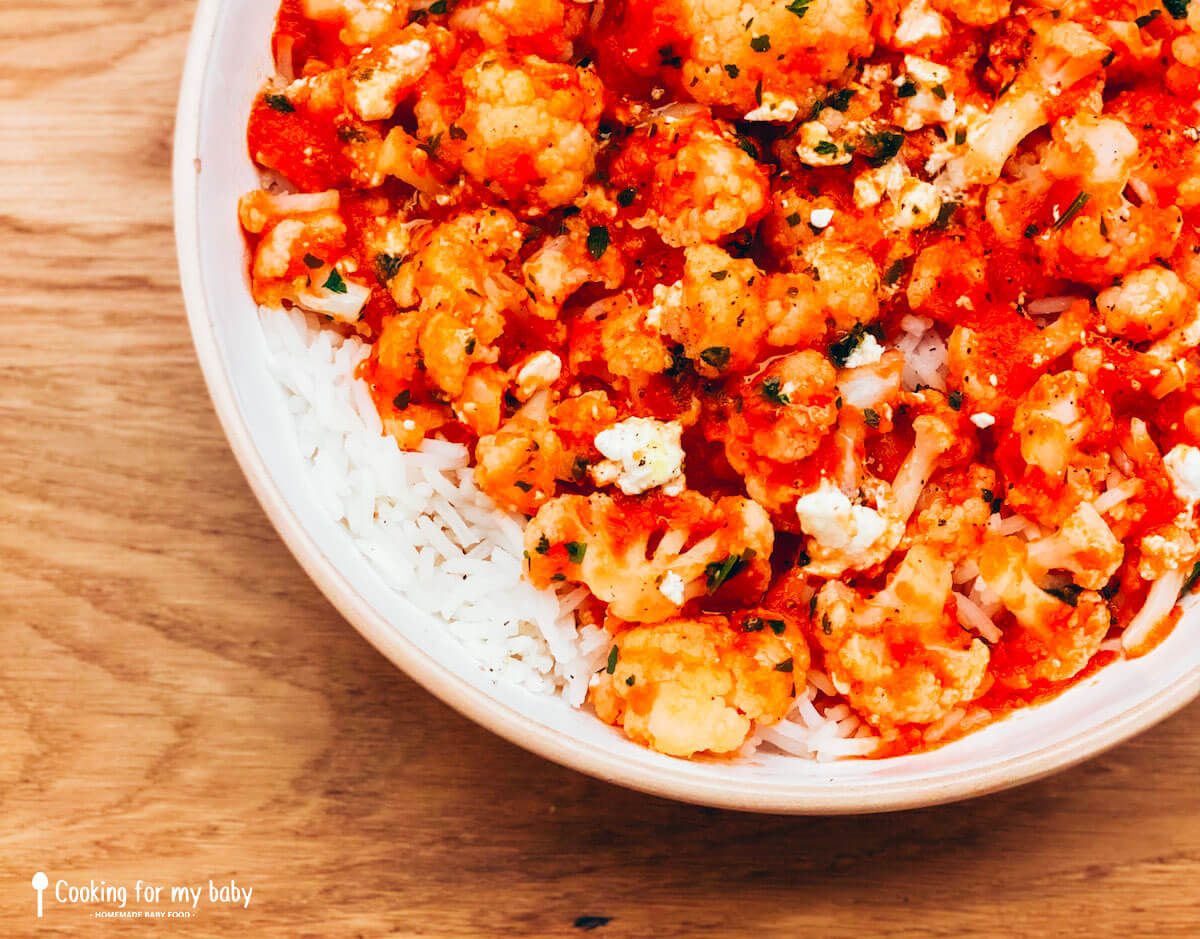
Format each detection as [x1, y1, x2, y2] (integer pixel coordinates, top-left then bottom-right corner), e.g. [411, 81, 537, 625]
[524, 492, 774, 622]
[654, 246, 769, 377]
[902, 464, 997, 563]
[448, 0, 590, 59]
[1011, 371, 1113, 486]
[448, 53, 604, 210]
[608, 109, 769, 247]
[1096, 266, 1192, 342]
[593, 417, 686, 496]
[1164, 444, 1200, 505]
[1024, 502, 1124, 590]
[343, 25, 452, 121]
[388, 208, 525, 395]
[591, 615, 808, 757]
[1043, 113, 1139, 193]
[664, 0, 873, 114]
[942, 22, 1110, 189]
[979, 535, 1109, 684]
[797, 241, 881, 331]
[522, 216, 626, 318]
[813, 545, 990, 730]
[474, 405, 565, 513]
[929, 0, 1009, 28]
[301, 0, 409, 46]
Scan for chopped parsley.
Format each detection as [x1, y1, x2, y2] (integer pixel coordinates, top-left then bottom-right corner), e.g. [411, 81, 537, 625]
[711, 269, 729, 281]
[264, 93, 294, 113]
[785, 212, 803, 227]
[392, 390, 411, 411]
[814, 139, 839, 156]
[785, 0, 813, 18]
[932, 201, 960, 230]
[863, 408, 881, 428]
[774, 659, 794, 672]
[375, 253, 404, 283]
[705, 549, 754, 592]
[742, 616, 766, 632]
[565, 541, 587, 563]
[513, 480, 532, 492]
[616, 187, 638, 207]
[448, 123, 468, 140]
[761, 376, 791, 405]
[825, 88, 856, 112]
[700, 346, 731, 370]
[948, 389, 964, 410]
[323, 269, 348, 294]
[1180, 559, 1200, 596]
[827, 322, 883, 367]
[1135, 8, 1161, 25]
[864, 131, 904, 167]
[932, 84, 947, 99]
[586, 225, 610, 259]
[1164, 0, 1189, 18]
[536, 535, 550, 555]
[428, 0, 447, 12]
[303, 253, 324, 269]
[625, 675, 636, 687]
[883, 257, 909, 285]
[658, 45, 683, 68]
[1046, 583, 1083, 607]
[750, 34, 771, 52]
[1052, 192, 1090, 230]
[606, 646, 619, 674]
[724, 63, 740, 78]
[896, 80, 917, 98]
[954, 128, 967, 145]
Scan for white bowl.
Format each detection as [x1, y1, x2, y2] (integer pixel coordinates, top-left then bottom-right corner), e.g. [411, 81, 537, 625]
[174, 0, 1200, 813]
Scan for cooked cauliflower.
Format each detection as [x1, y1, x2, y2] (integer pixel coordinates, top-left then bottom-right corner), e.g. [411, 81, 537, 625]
[1011, 371, 1112, 486]
[524, 492, 774, 622]
[608, 108, 770, 247]
[448, 53, 604, 210]
[591, 615, 808, 756]
[813, 545, 990, 731]
[1096, 266, 1192, 342]
[593, 417, 686, 496]
[301, 0, 409, 46]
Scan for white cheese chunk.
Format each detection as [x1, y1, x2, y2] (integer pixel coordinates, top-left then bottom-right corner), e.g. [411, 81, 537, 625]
[842, 333, 885, 368]
[593, 417, 686, 496]
[971, 412, 996, 429]
[659, 571, 686, 605]
[1164, 444, 1200, 504]
[796, 480, 887, 553]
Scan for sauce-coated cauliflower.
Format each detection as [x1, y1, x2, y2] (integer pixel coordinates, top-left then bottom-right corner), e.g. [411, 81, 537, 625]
[592, 614, 808, 756]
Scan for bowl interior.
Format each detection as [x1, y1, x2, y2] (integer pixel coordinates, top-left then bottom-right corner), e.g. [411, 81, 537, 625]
[175, 0, 1200, 812]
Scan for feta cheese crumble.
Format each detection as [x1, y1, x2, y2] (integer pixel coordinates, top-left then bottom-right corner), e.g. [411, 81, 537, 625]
[659, 571, 686, 605]
[796, 480, 887, 553]
[593, 417, 686, 495]
[810, 207, 835, 229]
[971, 412, 996, 429]
[1164, 444, 1200, 504]
[842, 332, 885, 368]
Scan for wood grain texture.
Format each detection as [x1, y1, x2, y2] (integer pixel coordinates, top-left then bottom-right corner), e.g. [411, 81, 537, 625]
[2, 1, 1200, 935]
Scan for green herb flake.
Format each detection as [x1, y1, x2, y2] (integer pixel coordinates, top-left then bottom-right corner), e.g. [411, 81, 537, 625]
[428, 0, 447, 12]
[785, 212, 803, 227]
[883, 257, 909, 285]
[565, 541, 587, 564]
[750, 34, 771, 52]
[535, 535, 550, 555]
[551, 573, 567, 582]
[704, 550, 754, 592]
[1052, 192, 1090, 230]
[948, 390, 964, 410]
[625, 675, 636, 686]
[448, 123, 468, 140]
[513, 480, 532, 492]
[700, 346, 731, 370]
[303, 253, 324, 269]
[606, 645, 619, 674]
[392, 390, 411, 411]
[863, 407, 881, 428]
[1135, 8, 1161, 26]
[767, 619, 786, 635]
[864, 131, 904, 167]
[264, 93, 294, 113]
[1046, 583, 1083, 607]
[825, 88, 856, 112]
[375, 253, 404, 283]
[821, 612, 832, 635]
[711, 269, 729, 281]
[814, 139, 839, 156]
[897, 80, 917, 99]
[1163, 0, 1189, 19]
[761, 376, 791, 406]
[616, 187, 637, 207]
[323, 268, 348, 294]
[827, 322, 882, 367]
[774, 659, 794, 672]
[931, 83, 947, 99]
[742, 616, 765, 632]
[786, 0, 813, 18]
[586, 225, 610, 260]
[724, 63, 740, 78]
[1180, 559, 1200, 596]
[954, 128, 967, 145]
[933, 201, 960, 230]
[754, 77, 763, 106]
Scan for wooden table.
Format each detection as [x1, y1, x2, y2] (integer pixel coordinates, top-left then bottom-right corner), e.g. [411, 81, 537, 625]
[2, 1, 1199, 935]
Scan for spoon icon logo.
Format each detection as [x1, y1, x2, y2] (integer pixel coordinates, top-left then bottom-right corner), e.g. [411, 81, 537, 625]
[31, 872, 48, 918]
